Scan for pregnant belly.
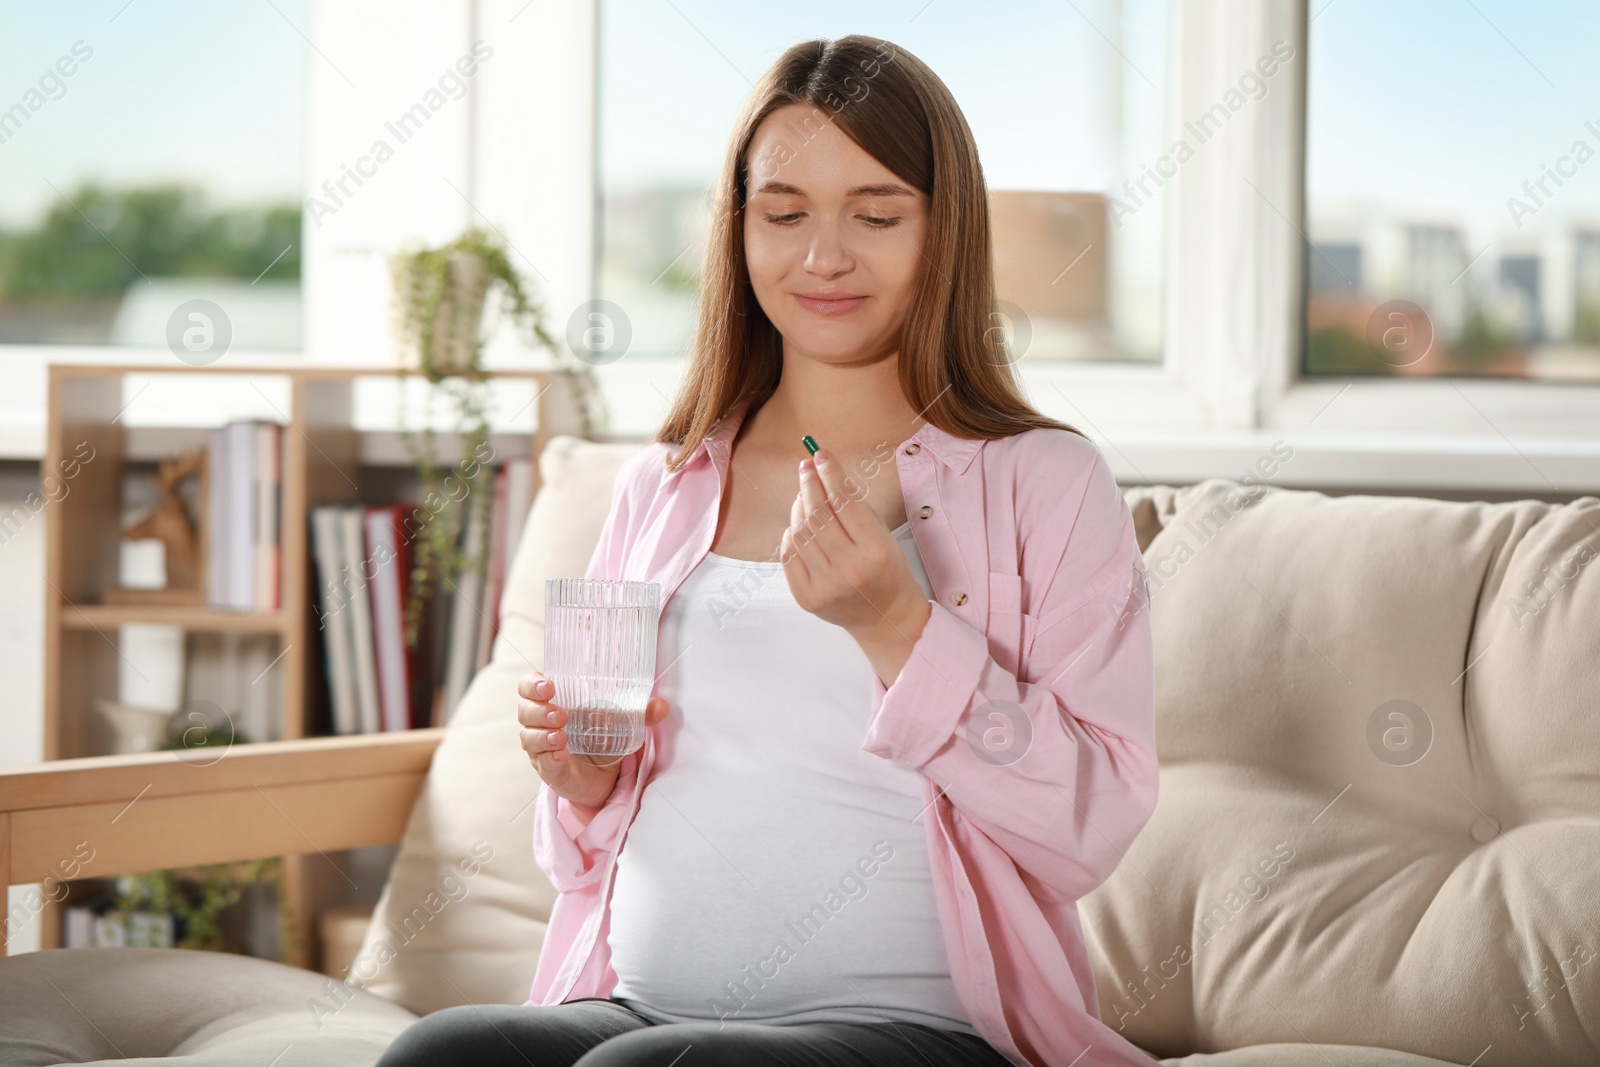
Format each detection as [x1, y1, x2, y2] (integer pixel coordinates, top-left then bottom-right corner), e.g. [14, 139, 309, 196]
[605, 765, 970, 1029]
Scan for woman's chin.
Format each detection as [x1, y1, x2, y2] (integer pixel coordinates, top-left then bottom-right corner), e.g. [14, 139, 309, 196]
[778, 326, 896, 365]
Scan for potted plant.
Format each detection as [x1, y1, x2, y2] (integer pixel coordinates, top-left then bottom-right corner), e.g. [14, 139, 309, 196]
[389, 227, 607, 646]
[110, 722, 299, 960]
[112, 858, 287, 956]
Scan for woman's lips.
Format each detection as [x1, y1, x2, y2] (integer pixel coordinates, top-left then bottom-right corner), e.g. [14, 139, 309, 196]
[792, 292, 867, 315]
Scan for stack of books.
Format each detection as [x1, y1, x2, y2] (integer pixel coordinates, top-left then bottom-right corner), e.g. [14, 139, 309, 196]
[310, 457, 535, 733]
[206, 420, 283, 612]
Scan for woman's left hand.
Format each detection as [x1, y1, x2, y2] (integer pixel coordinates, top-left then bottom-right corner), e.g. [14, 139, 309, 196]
[780, 449, 928, 641]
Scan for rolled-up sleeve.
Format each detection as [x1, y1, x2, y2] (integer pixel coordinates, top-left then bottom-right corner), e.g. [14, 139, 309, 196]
[861, 445, 1157, 903]
[534, 749, 641, 892]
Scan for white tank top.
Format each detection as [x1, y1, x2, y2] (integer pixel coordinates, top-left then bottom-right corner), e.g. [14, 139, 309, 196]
[606, 521, 976, 1033]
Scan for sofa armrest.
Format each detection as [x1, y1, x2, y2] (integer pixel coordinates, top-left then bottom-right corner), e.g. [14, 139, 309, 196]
[0, 729, 444, 955]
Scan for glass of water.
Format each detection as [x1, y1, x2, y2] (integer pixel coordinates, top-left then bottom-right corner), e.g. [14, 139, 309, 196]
[543, 578, 660, 759]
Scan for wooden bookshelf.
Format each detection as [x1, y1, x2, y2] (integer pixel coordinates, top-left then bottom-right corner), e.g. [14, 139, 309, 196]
[59, 605, 291, 633]
[40, 362, 587, 968]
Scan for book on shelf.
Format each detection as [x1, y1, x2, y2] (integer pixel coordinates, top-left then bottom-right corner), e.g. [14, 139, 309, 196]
[474, 464, 510, 674]
[309, 505, 382, 735]
[254, 423, 281, 612]
[364, 505, 414, 733]
[310, 507, 360, 736]
[438, 497, 488, 724]
[307, 456, 534, 734]
[206, 419, 283, 613]
[339, 508, 383, 735]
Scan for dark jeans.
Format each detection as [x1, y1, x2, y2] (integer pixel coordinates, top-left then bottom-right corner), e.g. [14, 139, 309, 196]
[375, 996, 1014, 1067]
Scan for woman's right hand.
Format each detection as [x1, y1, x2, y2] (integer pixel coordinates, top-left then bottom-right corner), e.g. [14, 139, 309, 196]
[517, 672, 670, 813]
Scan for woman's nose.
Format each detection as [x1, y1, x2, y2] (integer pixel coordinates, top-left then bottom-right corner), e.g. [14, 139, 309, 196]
[804, 221, 852, 277]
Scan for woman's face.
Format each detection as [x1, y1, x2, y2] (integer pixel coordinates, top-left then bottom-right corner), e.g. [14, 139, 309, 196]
[743, 102, 928, 365]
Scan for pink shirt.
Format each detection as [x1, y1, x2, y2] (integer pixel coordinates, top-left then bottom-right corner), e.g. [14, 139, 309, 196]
[528, 393, 1160, 1066]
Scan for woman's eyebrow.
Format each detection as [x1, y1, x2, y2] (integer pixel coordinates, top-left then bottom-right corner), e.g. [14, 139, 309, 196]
[751, 180, 916, 199]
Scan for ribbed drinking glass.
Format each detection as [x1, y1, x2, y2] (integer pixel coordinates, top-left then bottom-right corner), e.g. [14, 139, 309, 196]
[543, 578, 660, 758]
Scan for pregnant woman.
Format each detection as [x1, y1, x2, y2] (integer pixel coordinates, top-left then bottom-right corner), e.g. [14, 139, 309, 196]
[379, 33, 1158, 1067]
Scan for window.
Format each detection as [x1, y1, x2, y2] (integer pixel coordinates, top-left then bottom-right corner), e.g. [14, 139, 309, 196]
[0, 1, 307, 352]
[596, 0, 1170, 364]
[1304, 0, 1600, 382]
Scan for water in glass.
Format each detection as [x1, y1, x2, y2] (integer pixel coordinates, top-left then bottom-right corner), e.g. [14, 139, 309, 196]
[543, 578, 660, 758]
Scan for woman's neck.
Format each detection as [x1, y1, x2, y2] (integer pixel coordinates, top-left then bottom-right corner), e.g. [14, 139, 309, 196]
[751, 363, 923, 458]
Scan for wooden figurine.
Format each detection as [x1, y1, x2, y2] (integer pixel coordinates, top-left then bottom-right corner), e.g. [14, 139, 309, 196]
[104, 449, 208, 606]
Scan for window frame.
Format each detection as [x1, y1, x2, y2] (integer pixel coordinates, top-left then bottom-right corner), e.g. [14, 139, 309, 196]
[0, 0, 597, 460]
[2, 0, 1596, 493]
[1258, 0, 1600, 461]
[1049, 0, 1600, 491]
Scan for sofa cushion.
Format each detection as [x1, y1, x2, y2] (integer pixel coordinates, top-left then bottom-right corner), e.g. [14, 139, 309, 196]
[1082, 479, 1600, 1065]
[0, 947, 415, 1066]
[349, 435, 649, 1015]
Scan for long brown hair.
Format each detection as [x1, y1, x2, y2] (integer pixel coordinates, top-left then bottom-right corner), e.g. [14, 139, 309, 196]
[655, 34, 1084, 472]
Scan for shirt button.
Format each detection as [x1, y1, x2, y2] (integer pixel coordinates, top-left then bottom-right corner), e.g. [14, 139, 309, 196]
[918, 505, 933, 519]
[952, 592, 967, 606]
[904, 443, 921, 455]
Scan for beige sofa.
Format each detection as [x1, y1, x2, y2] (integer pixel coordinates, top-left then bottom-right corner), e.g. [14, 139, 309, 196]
[2, 434, 1597, 1066]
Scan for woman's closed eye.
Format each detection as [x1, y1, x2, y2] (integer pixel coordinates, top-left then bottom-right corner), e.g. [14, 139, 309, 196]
[759, 210, 902, 229]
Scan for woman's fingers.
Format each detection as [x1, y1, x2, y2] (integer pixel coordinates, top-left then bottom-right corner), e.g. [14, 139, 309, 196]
[808, 449, 870, 542]
[785, 465, 830, 572]
[516, 671, 573, 770]
[794, 458, 837, 564]
[794, 449, 877, 567]
[521, 694, 664, 735]
[518, 681, 667, 798]
[516, 697, 567, 730]
[516, 672, 547, 701]
[520, 725, 563, 756]
[516, 677, 633, 809]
